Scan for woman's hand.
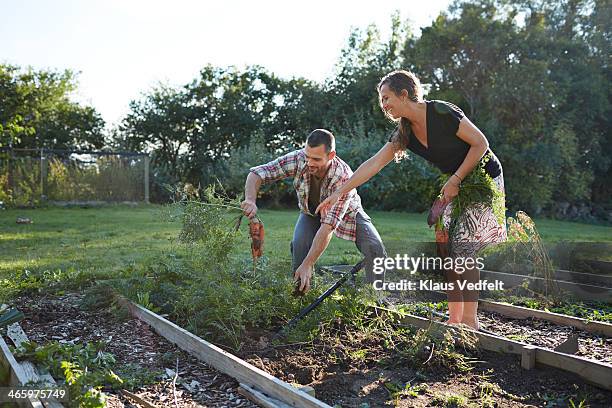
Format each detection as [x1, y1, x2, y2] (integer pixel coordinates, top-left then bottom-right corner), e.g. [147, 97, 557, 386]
[440, 177, 460, 204]
[315, 191, 340, 218]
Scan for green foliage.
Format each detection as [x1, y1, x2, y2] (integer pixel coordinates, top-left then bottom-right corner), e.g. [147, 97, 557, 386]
[0, 151, 146, 208]
[506, 211, 559, 298]
[440, 156, 506, 238]
[380, 307, 477, 373]
[490, 294, 612, 323]
[0, 64, 104, 150]
[208, 133, 294, 206]
[80, 186, 387, 349]
[2, 0, 611, 216]
[126, 0, 608, 216]
[384, 379, 428, 404]
[0, 154, 42, 207]
[0, 267, 87, 302]
[432, 393, 469, 407]
[13, 341, 159, 408]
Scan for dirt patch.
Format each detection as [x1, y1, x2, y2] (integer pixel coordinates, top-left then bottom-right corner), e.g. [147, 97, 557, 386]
[385, 291, 612, 364]
[10, 293, 258, 407]
[479, 311, 612, 363]
[239, 320, 612, 407]
[7, 292, 611, 407]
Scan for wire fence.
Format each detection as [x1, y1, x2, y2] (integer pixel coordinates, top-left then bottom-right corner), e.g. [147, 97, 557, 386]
[0, 148, 149, 207]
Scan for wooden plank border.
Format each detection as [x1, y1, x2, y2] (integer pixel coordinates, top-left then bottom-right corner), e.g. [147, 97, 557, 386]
[480, 269, 612, 302]
[324, 265, 612, 337]
[372, 305, 612, 391]
[395, 287, 612, 337]
[5, 324, 64, 408]
[541, 269, 610, 288]
[124, 300, 332, 408]
[487, 267, 612, 288]
[478, 300, 612, 337]
[0, 336, 44, 408]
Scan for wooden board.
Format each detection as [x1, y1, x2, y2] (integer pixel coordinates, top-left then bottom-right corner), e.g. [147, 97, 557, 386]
[325, 264, 611, 337]
[238, 383, 293, 408]
[492, 267, 612, 288]
[0, 336, 44, 408]
[478, 300, 612, 337]
[480, 269, 612, 302]
[372, 305, 612, 391]
[550, 270, 611, 288]
[5, 324, 65, 408]
[125, 300, 331, 408]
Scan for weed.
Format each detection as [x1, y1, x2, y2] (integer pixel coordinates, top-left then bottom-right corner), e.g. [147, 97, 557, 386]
[13, 341, 159, 408]
[569, 398, 589, 407]
[432, 393, 469, 407]
[507, 334, 530, 342]
[384, 380, 428, 404]
[477, 381, 498, 407]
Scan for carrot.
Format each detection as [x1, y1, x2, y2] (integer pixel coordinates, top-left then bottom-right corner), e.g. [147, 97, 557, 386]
[249, 217, 264, 260]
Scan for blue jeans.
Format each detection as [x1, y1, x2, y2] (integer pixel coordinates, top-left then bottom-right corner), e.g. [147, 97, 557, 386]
[290, 211, 387, 283]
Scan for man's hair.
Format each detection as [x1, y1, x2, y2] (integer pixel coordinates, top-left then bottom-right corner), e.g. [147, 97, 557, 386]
[306, 129, 335, 153]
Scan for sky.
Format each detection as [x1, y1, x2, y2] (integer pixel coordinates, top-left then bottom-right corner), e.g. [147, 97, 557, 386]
[1, 0, 452, 127]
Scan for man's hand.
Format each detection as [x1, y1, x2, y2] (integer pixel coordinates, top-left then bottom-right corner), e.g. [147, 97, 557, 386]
[241, 199, 258, 218]
[294, 263, 314, 293]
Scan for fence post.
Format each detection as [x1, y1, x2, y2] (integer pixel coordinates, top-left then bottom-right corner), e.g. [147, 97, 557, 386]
[144, 155, 150, 204]
[7, 147, 14, 196]
[40, 149, 48, 202]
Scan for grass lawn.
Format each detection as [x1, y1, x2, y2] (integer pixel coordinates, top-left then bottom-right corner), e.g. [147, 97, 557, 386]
[1, 204, 611, 299]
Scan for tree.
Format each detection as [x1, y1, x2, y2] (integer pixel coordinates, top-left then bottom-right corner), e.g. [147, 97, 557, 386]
[0, 64, 104, 150]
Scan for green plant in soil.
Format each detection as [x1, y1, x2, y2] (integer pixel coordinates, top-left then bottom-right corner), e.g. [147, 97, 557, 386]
[80, 184, 380, 350]
[486, 294, 612, 323]
[384, 379, 428, 405]
[13, 341, 160, 408]
[395, 301, 448, 318]
[497, 211, 559, 299]
[432, 392, 469, 407]
[347, 307, 478, 374]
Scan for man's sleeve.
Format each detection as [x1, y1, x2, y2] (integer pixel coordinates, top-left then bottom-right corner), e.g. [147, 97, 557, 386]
[249, 150, 299, 184]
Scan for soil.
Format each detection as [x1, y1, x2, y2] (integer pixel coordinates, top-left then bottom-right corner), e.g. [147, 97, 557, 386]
[479, 311, 612, 364]
[8, 293, 258, 408]
[5, 292, 612, 408]
[386, 293, 612, 364]
[239, 322, 612, 407]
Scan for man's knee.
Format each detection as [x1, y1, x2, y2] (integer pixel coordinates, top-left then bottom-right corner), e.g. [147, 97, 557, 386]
[369, 237, 387, 258]
[359, 235, 387, 259]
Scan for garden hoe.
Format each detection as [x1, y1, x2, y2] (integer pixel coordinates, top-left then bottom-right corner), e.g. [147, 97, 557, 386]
[274, 259, 365, 340]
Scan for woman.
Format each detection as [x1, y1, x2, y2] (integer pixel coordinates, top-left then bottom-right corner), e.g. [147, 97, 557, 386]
[316, 70, 506, 330]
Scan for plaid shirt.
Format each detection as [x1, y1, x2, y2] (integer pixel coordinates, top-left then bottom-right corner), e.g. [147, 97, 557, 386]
[250, 149, 363, 241]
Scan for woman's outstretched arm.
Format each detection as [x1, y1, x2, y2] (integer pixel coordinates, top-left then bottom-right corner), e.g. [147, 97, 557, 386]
[316, 141, 397, 216]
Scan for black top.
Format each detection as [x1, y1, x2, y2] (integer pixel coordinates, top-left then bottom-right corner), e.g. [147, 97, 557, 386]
[390, 100, 502, 178]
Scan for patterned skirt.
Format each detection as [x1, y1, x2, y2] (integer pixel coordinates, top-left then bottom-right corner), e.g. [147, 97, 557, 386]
[441, 173, 507, 258]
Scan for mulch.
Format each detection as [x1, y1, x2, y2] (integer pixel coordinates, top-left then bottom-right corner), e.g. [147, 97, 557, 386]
[10, 293, 258, 408]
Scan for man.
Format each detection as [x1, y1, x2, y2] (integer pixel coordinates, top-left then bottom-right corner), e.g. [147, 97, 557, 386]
[241, 129, 387, 293]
